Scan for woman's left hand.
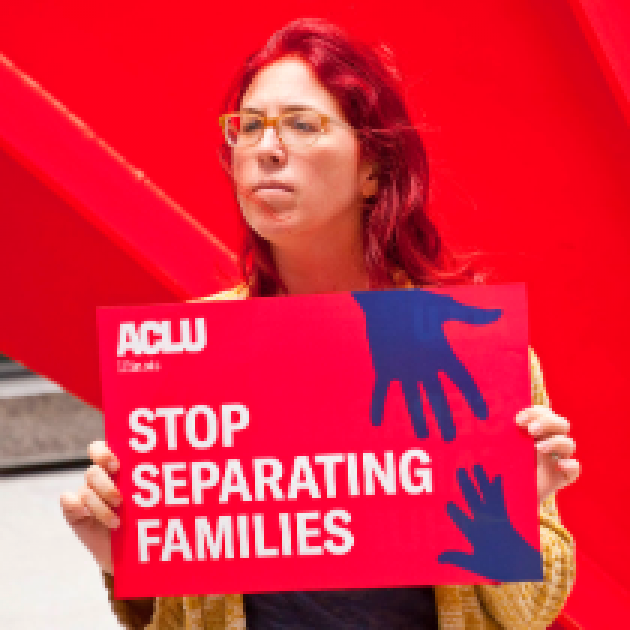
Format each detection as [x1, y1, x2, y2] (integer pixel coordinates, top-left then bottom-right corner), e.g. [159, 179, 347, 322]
[516, 405, 581, 506]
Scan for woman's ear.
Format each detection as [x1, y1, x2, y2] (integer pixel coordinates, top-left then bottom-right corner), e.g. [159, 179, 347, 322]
[360, 163, 379, 199]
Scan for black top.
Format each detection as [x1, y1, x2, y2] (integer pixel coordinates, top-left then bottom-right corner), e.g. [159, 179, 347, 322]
[244, 587, 438, 629]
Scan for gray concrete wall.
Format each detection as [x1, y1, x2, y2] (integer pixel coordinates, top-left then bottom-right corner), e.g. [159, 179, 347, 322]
[0, 378, 103, 469]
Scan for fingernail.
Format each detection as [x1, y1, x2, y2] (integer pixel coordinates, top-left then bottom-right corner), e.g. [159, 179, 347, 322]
[528, 422, 542, 436]
[535, 442, 553, 455]
[80, 506, 91, 518]
[108, 460, 119, 473]
[110, 495, 122, 508]
[110, 516, 120, 529]
[515, 411, 527, 425]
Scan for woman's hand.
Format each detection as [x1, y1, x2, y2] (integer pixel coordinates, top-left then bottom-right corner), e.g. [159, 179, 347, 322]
[60, 440, 121, 575]
[516, 405, 581, 506]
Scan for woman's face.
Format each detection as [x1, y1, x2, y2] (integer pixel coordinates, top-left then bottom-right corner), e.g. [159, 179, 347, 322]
[232, 56, 373, 248]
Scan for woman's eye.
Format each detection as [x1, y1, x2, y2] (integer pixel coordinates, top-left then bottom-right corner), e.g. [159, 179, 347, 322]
[286, 115, 319, 133]
[242, 117, 263, 133]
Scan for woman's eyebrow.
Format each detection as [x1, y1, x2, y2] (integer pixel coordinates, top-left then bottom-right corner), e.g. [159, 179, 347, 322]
[240, 105, 315, 115]
[282, 105, 313, 113]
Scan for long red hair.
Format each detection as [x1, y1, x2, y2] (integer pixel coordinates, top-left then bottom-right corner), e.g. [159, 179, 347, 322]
[220, 18, 476, 296]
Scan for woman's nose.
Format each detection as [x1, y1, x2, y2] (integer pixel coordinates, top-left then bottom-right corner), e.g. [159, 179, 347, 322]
[256, 126, 286, 166]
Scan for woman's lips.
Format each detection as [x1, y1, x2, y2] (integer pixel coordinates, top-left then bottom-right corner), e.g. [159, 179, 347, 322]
[252, 183, 294, 193]
[248, 183, 295, 214]
[251, 184, 295, 209]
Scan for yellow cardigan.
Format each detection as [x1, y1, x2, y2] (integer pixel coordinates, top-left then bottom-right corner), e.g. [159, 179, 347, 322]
[104, 286, 575, 629]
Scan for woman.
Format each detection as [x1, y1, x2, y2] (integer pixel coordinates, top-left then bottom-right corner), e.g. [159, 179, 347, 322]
[61, 18, 580, 629]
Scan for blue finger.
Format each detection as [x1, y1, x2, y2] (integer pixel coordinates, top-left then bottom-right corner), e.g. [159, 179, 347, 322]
[472, 464, 493, 501]
[442, 356, 489, 420]
[469, 307, 503, 325]
[456, 468, 485, 516]
[437, 550, 478, 574]
[370, 376, 389, 427]
[446, 500, 475, 542]
[472, 465, 506, 514]
[487, 473, 507, 513]
[445, 298, 502, 326]
[423, 374, 456, 442]
[401, 378, 429, 438]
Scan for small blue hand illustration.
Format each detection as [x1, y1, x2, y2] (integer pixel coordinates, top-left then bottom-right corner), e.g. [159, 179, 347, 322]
[437, 465, 543, 581]
[352, 289, 501, 441]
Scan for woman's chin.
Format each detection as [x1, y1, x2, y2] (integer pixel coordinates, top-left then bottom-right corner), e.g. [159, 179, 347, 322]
[246, 209, 302, 243]
[244, 197, 298, 226]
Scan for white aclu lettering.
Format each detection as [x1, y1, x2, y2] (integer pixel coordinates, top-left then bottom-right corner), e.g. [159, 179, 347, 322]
[117, 318, 207, 356]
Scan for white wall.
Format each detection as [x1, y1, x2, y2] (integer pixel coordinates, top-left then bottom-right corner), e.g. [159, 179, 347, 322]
[0, 469, 122, 629]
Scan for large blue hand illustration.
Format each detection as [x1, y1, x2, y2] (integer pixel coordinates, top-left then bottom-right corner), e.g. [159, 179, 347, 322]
[352, 290, 501, 441]
[437, 465, 543, 581]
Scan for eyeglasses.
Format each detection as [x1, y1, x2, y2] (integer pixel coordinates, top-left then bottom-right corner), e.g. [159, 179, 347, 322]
[218, 108, 352, 148]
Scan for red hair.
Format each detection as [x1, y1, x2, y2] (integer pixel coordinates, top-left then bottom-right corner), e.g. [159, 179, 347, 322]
[220, 18, 477, 296]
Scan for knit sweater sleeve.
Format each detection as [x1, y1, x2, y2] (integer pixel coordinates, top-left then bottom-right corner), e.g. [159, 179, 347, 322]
[474, 348, 576, 629]
[103, 571, 197, 629]
[103, 572, 157, 629]
[103, 572, 241, 629]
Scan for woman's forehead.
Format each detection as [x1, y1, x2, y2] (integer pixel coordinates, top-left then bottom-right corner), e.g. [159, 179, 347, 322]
[241, 56, 344, 118]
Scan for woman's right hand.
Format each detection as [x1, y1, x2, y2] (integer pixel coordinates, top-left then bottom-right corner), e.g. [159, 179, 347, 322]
[60, 440, 121, 575]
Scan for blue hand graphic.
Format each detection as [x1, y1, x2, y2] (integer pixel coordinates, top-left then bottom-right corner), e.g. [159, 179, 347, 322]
[352, 289, 501, 441]
[437, 465, 543, 581]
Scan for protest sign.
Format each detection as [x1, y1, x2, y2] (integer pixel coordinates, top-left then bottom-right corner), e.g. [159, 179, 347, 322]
[97, 284, 541, 598]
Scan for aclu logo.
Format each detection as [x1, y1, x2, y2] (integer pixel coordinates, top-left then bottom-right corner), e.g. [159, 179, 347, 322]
[117, 318, 207, 356]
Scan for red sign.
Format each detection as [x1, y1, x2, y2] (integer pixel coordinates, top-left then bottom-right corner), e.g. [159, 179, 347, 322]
[97, 284, 540, 599]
